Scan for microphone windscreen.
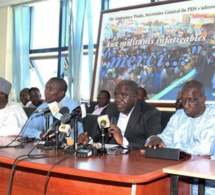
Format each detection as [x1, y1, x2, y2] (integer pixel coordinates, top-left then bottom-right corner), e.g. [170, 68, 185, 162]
[97, 115, 110, 129]
[60, 106, 82, 124]
[66, 137, 74, 146]
[48, 102, 62, 116]
[59, 107, 70, 114]
[59, 124, 71, 136]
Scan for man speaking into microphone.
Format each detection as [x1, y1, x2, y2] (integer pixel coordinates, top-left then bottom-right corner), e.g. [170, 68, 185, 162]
[78, 80, 162, 150]
[22, 77, 83, 140]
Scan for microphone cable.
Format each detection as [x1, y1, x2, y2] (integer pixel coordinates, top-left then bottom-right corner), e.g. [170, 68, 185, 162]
[6, 143, 66, 195]
[43, 152, 75, 195]
[1, 106, 68, 149]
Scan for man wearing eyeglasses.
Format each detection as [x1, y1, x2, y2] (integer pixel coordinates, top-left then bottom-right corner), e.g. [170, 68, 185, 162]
[145, 79, 215, 195]
[145, 79, 215, 154]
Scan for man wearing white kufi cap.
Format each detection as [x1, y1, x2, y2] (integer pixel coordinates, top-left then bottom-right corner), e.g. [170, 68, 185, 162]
[0, 77, 27, 136]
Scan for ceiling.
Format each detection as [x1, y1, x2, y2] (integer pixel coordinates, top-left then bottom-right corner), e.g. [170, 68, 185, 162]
[0, 0, 46, 8]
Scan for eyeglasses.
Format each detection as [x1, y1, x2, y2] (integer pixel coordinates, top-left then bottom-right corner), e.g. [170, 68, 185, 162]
[179, 97, 201, 105]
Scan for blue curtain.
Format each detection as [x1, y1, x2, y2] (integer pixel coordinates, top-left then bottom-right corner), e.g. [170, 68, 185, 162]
[67, 0, 93, 103]
[12, 6, 30, 101]
[87, 0, 94, 103]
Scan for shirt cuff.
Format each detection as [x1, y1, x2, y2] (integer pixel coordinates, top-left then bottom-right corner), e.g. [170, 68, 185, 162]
[121, 137, 129, 148]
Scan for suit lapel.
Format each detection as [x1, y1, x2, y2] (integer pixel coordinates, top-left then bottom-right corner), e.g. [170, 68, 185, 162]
[124, 100, 143, 136]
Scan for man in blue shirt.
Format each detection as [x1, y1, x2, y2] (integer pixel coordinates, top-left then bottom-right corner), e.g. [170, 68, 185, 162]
[22, 77, 83, 140]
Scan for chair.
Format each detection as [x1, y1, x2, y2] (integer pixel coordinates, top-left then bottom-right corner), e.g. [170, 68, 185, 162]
[82, 114, 100, 138]
[160, 111, 175, 131]
[23, 107, 36, 118]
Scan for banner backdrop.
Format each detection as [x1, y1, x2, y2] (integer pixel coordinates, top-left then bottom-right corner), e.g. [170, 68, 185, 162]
[92, 0, 215, 104]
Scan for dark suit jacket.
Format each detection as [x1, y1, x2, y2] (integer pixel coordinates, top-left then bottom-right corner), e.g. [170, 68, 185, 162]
[93, 100, 162, 150]
[122, 100, 162, 150]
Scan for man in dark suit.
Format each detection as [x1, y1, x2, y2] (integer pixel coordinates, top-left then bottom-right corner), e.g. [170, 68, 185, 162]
[78, 80, 162, 150]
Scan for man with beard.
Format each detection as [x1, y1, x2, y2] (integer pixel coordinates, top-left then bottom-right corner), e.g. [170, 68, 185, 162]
[145, 80, 215, 195]
[78, 79, 162, 150]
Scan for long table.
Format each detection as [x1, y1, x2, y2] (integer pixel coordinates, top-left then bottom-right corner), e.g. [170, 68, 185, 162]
[163, 157, 215, 195]
[0, 137, 191, 195]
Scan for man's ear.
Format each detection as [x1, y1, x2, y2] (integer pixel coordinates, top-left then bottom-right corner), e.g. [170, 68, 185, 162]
[201, 95, 206, 103]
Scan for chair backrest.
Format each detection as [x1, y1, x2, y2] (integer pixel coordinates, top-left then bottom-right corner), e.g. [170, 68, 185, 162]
[82, 114, 100, 138]
[160, 111, 175, 131]
[23, 107, 36, 118]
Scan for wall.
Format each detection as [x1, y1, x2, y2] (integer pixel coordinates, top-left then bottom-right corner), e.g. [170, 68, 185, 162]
[0, 6, 13, 98]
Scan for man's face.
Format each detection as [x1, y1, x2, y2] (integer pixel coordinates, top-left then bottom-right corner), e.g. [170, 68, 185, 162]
[97, 92, 110, 108]
[114, 84, 138, 115]
[44, 81, 64, 103]
[181, 87, 206, 118]
[20, 90, 30, 105]
[30, 91, 42, 107]
[138, 88, 147, 101]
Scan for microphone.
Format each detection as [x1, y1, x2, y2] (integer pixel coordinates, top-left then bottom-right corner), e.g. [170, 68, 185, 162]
[35, 102, 62, 115]
[35, 107, 50, 113]
[58, 124, 71, 144]
[61, 104, 86, 124]
[97, 115, 110, 154]
[97, 115, 110, 129]
[42, 107, 69, 139]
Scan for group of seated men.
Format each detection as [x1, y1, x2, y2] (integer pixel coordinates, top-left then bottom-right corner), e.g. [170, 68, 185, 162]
[0, 76, 215, 194]
[20, 87, 45, 108]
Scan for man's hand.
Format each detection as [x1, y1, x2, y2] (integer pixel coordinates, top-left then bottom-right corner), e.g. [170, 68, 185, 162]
[108, 124, 123, 145]
[77, 132, 89, 145]
[144, 136, 166, 149]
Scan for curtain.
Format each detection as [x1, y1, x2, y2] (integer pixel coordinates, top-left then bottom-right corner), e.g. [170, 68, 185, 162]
[86, 0, 94, 103]
[12, 6, 30, 101]
[67, 0, 93, 103]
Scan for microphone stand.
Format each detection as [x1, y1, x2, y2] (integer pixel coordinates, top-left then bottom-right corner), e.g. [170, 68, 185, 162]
[45, 112, 50, 144]
[100, 126, 106, 155]
[55, 126, 59, 149]
[74, 116, 78, 151]
[44, 112, 58, 150]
